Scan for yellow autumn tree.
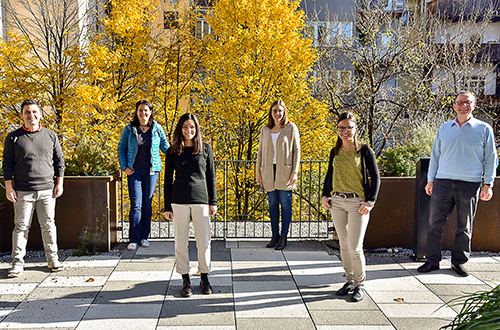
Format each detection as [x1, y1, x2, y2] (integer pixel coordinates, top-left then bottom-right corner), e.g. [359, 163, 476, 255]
[193, 0, 332, 222]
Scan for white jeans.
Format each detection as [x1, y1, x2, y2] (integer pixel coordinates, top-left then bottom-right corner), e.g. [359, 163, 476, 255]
[12, 190, 59, 266]
[172, 204, 211, 274]
[329, 196, 370, 287]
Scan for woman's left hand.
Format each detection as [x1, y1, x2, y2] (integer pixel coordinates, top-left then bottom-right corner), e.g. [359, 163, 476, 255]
[358, 201, 373, 215]
[288, 172, 297, 185]
[210, 205, 218, 216]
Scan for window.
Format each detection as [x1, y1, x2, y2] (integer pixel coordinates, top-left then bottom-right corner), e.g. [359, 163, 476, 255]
[164, 11, 179, 29]
[306, 22, 353, 47]
[461, 76, 486, 96]
[328, 70, 352, 94]
[194, 9, 211, 38]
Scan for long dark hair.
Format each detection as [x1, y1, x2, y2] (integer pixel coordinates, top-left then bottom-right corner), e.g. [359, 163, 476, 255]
[169, 113, 204, 155]
[266, 99, 290, 128]
[131, 99, 154, 127]
[334, 112, 361, 155]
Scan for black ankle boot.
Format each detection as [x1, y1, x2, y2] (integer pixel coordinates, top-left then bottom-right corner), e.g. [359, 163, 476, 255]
[200, 273, 212, 294]
[181, 274, 192, 297]
[275, 235, 287, 250]
[266, 234, 280, 248]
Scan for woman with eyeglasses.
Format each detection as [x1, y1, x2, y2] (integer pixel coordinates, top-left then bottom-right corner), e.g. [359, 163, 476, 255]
[164, 113, 217, 297]
[321, 112, 380, 302]
[256, 99, 300, 250]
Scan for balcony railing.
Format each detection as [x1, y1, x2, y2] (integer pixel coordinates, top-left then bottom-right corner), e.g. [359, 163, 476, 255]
[117, 160, 332, 240]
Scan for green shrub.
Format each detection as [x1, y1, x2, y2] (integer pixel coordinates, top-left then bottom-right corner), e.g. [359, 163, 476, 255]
[65, 143, 118, 176]
[379, 144, 431, 177]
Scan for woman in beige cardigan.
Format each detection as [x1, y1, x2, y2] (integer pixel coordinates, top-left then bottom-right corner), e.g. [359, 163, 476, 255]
[256, 99, 300, 250]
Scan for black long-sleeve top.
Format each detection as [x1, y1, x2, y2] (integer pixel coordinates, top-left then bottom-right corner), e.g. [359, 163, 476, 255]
[164, 143, 217, 212]
[322, 144, 380, 203]
[2, 127, 65, 191]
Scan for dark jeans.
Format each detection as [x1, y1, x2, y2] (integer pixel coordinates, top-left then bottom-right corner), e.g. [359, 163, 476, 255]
[127, 168, 159, 244]
[267, 189, 292, 236]
[426, 179, 481, 266]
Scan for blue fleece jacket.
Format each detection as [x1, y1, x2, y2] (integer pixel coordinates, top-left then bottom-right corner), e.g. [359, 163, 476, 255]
[117, 120, 169, 172]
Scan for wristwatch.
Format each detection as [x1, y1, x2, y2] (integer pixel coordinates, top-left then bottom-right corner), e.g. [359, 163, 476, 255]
[366, 201, 375, 207]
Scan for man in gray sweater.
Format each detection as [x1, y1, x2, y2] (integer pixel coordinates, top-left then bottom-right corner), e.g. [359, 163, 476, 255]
[2, 99, 65, 277]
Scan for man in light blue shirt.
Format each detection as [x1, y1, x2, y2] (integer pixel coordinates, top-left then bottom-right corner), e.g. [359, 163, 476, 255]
[418, 91, 498, 277]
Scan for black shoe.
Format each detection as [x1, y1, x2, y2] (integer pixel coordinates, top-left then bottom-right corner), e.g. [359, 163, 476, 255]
[451, 263, 469, 277]
[275, 235, 287, 250]
[200, 273, 212, 294]
[181, 274, 192, 297]
[351, 286, 364, 302]
[336, 282, 355, 296]
[266, 235, 280, 248]
[417, 262, 439, 273]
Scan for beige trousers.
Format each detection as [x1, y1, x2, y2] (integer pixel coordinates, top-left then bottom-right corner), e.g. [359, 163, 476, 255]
[172, 204, 211, 274]
[329, 196, 370, 287]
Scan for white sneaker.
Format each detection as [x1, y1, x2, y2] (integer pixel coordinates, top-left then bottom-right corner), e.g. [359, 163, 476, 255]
[7, 264, 23, 278]
[127, 243, 138, 251]
[140, 239, 150, 248]
[48, 260, 64, 272]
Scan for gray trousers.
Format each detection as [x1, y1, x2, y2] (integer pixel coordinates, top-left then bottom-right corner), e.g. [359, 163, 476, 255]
[12, 189, 59, 266]
[426, 179, 481, 266]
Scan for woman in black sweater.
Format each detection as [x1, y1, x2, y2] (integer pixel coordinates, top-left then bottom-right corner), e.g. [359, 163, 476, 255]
[164, 113, 217, 297]
[321, 112, 380, 302]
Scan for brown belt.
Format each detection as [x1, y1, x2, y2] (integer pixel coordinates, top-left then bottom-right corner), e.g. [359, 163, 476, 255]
[332, 192, 357, 199]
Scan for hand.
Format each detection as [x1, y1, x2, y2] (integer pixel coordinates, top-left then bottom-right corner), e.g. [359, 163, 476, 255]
[164, 211, 173, 220]
[124, 167, 134, 176]
[6, 185, 17, 203]
[210, 205, 218, 216]
[321, 196, 332, 210]
[53, 183, 64, 198]
[288, 172, 298, 185]
[480, 185, 493, 201]
[358, 201, 373, 215]
[256, 173, 262, 185]
[425, 182, 434, 196]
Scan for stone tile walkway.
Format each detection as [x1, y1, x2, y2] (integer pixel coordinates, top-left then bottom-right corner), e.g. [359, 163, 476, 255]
[0, 240, 499, 329]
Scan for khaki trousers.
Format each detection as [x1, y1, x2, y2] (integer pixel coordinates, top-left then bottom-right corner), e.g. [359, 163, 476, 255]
[329, 196, 370, 287]
[172, 204, 211, 274]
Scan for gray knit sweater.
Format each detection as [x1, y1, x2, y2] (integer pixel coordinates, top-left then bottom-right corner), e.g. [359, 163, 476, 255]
[2, 127, 65, 191]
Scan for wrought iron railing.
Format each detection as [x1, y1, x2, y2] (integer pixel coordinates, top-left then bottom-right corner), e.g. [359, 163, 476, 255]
[118, 160, 331, 240]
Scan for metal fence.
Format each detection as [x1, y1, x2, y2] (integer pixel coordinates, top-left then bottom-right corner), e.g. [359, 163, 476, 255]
[117, 160, 331, 240]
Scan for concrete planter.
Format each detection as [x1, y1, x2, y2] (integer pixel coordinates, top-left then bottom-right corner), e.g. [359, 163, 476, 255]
[0, 176, 119, 253]
[365, 177, 500, 252]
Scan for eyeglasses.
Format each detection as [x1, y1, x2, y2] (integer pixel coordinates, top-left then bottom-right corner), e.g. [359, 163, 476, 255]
[272, 109, 284, 114]
[456, 101, 474, 106]
[338, 126, 355, 131]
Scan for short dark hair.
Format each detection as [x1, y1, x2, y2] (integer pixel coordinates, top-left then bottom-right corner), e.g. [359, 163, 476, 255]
[20, 99, 41, 113]
[132, 99, 155, 127]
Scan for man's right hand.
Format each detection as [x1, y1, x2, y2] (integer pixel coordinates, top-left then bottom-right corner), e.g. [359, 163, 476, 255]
[425, 182, 434, 196]
[124, 167, 134, 176]
[5, 182, 17, 202]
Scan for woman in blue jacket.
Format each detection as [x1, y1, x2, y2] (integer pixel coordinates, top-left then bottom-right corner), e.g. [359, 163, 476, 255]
[118, 100, 169, 251]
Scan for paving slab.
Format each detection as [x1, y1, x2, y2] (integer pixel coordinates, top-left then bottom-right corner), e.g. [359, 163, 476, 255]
[310, 310, 392, 326]
[0, 308, 13, 322]
[231, 249, 285, 262]
[169, 265, 231, 287]
[0, 268, 50, 283]
[300, 285, 379, 310]
[160, 286, 234, 326]
[95, 280, 169, 304]
[76, 303, 163, 330]
[115, 260, 175, 272]
[233, 281, 309, 318]
[135, 241, 175, 256]
[231, 262, 292, 282]
[157, 327, 235, 330]
[426, 283, 492, 297]
[0, 283, 38, 295]
[53, 266, 115, 277]
[39, 275, 108, 287]
[317, 326, 395, 330]
[63, 255, 121, 267]
[108, 270, 171, 282]
[368, 290, 444, 304]
[27, 286, 100, 300]
[237, 318, 316, 330]
[0, 298, 92, 329]
[377, 302, 457, 318]
[390, 317, 453, 330]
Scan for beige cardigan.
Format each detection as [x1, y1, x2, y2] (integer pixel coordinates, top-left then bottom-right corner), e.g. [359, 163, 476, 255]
[256, 122, 300, 192]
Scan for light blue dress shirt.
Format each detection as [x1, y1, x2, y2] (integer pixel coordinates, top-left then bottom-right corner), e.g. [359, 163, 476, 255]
[428, 116, 498, 185]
